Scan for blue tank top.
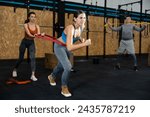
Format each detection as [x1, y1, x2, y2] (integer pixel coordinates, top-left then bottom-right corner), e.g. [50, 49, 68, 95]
[61, 25, 82, 43]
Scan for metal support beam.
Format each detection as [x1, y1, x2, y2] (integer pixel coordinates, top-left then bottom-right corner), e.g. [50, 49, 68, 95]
[118, 1, 141, 8]
[57, 0, 65, 37]
[103, 0, 107, 58]
[145, 9, 150, 21]
[145, 9, 150, 14]
[26, 0, 30, 14]
[52, 0, 56, 52]
[83, 0, 86, 4]
[86, 8, 89, 60]
[139, 0, 143, 55]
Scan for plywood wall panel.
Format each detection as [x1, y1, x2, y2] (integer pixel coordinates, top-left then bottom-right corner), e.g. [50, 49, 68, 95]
[0, 6, 149, 59]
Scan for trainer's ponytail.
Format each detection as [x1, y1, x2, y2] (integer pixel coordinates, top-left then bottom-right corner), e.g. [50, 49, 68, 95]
[24, 19, 29, 23]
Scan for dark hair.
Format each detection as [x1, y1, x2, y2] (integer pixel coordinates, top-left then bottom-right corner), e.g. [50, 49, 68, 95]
[24, 12, 36, 23]
[124, 14, 131, 19]
[73, 10, 85, 21]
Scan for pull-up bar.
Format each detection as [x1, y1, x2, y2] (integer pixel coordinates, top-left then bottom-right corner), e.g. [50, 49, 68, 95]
[145, 9, 150, 14]
[118, 1, 141, 8]
[83, 0, 86, 4]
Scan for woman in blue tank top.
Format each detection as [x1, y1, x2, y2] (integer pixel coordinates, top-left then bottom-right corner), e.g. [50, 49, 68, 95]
[48, 10, 91, 97]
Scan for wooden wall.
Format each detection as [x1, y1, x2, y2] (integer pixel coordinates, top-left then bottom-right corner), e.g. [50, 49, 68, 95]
[141, 22, 150, 53]
[105, 18, 119, 55]
[0, 6, 150, 59]
[0, 6, 53, 59]
[88, 16, 104, 56]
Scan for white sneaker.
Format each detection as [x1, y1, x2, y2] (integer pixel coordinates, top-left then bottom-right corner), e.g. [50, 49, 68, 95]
[61, 86, 72, 97]
[12, 70, 17, 77]
[48, 75, 56, 86]
[61, 92, 72, 97]
[30, 75, 38, 81]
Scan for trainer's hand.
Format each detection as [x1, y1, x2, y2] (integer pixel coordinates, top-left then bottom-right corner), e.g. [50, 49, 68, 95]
[34, 34, 38, 37]
[41, 32, 45, 36]
[85, 39, 91, 46]
[107, 21, 112, 27]
[82, 38, 86, 43]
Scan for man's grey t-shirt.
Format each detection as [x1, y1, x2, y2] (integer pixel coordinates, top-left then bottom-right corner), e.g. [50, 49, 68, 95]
[110, 24, 146, 40]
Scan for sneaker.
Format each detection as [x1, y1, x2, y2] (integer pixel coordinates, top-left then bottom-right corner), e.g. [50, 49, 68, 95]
[71, 68, 77, 72]
[71, 68, 74, 72]
[114, 64, 120, 70]
[12, 70, 17, 77]
[61, 86, 72, 97]
[30, 75, 38, 81]
[48, 74, 56, 86]
[133, 66, 138, 71]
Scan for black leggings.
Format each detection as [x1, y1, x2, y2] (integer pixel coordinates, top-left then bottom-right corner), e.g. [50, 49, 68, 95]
[14, 38, 36, 72]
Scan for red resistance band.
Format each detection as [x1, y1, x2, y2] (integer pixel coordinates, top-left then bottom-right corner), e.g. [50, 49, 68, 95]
[35, 34, 66, 46]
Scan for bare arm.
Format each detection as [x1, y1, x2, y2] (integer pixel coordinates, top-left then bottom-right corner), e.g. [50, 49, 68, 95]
[66, 25, 91, 51]
[107, 22, 122, 31]
[36, 25, 40, 34]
